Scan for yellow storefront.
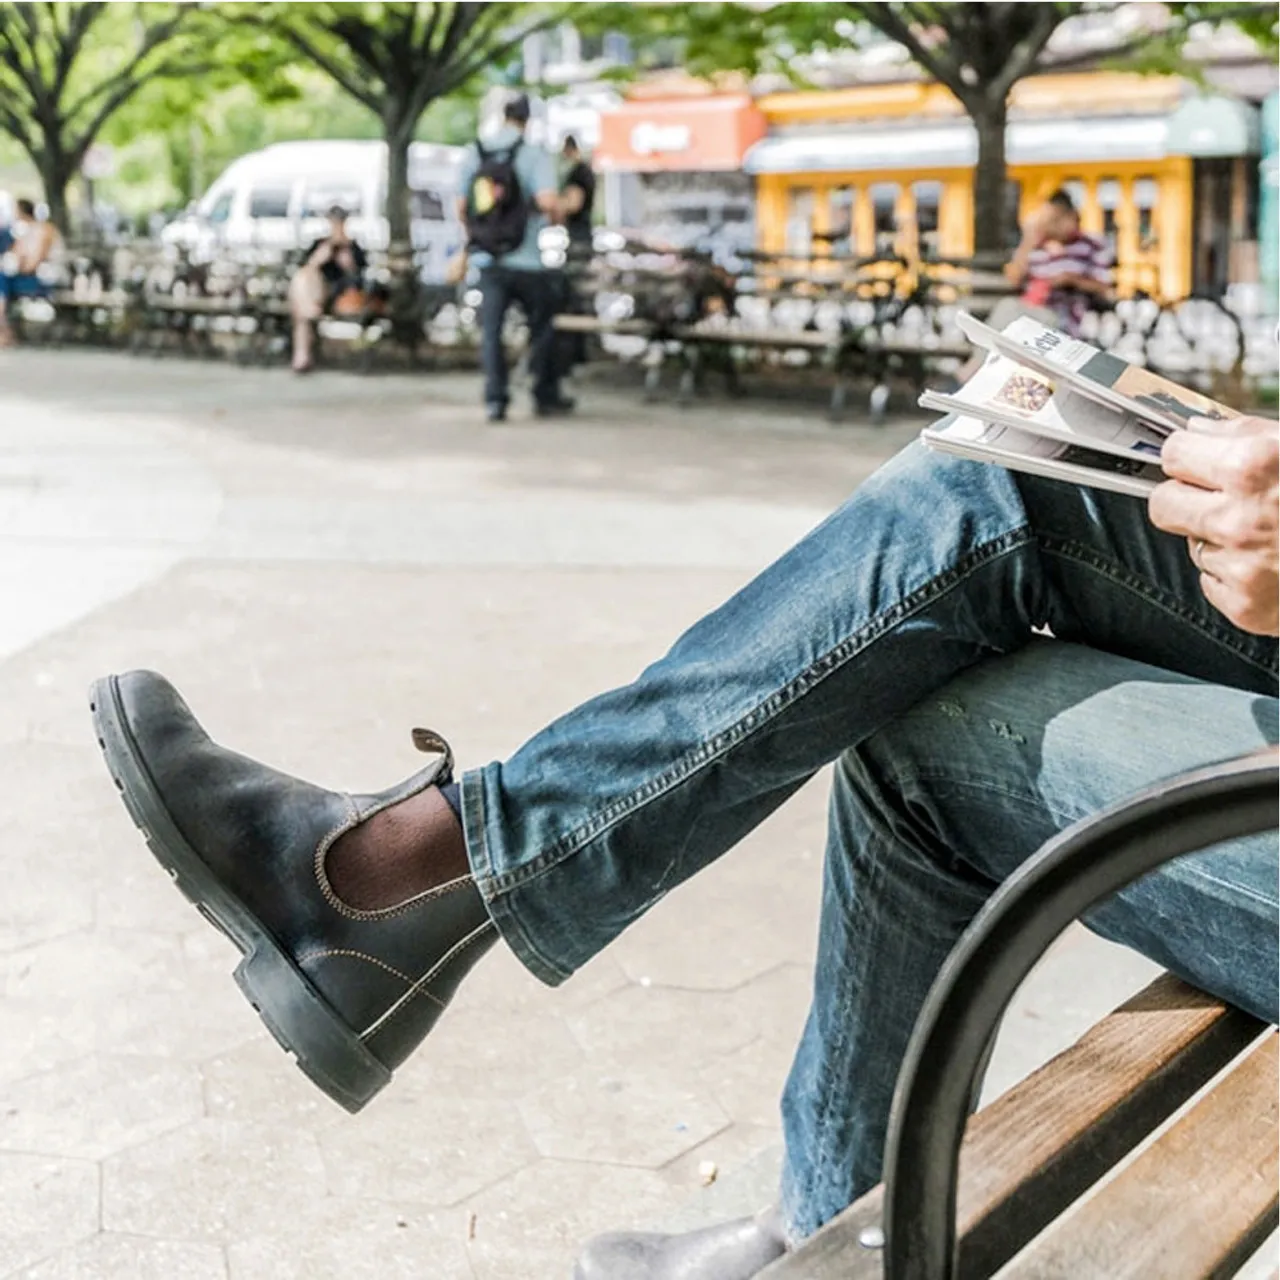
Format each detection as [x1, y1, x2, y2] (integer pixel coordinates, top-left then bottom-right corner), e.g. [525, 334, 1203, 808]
[747, 73, 1261, 300]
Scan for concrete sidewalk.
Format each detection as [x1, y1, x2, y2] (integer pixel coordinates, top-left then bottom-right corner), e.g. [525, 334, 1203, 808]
[0, 351, 1158, 1279]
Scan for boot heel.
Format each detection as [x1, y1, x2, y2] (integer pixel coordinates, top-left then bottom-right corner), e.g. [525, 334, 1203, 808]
[234, 944, 390, 1114]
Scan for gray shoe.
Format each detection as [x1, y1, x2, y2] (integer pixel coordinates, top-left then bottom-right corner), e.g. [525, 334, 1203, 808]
[574, 1209, 787, 1279]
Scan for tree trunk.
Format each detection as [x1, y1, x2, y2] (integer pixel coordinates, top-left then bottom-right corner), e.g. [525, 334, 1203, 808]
[969, 95, 1010, 263]
[383, 104, 414, 254]
[36, 151, 73, 237]
[382, 101, 423, 352]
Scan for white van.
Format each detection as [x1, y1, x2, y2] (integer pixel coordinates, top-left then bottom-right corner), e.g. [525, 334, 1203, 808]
[162, 139, 466, 282]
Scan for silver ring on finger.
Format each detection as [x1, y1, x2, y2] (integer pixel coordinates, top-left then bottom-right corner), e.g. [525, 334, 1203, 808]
[1192, 537, 1207, 569]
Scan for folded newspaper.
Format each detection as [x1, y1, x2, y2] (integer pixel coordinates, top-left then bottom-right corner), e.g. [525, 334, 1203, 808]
[920, 313, 1240, 498]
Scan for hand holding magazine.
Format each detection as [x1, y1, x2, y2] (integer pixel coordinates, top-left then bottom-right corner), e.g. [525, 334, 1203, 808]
[920, 313, 1239, 498]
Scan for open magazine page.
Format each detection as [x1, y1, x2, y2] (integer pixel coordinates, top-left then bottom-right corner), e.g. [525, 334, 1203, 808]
[919, 351, 1167, 463]
[956, 312, 1240, 434]
[922, 414, 1164, 499]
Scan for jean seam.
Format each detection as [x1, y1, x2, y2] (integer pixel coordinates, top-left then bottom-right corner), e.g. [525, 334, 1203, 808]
[1039, 536, 1279, 677]
[1180, 868, 1277, 910]
[785, 841, 886, 1235]
[798, 849, 880, 1228]
[479, 527, 1034, 898]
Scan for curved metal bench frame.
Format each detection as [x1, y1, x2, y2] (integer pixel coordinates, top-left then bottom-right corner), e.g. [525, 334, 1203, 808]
[879, 746, 1279, 1279]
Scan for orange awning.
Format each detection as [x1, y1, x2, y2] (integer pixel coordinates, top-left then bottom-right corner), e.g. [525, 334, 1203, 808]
[595, 95, 766, 173]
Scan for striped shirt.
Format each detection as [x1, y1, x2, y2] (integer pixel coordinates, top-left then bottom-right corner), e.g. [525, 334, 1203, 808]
[1023, 232, 1114, 335]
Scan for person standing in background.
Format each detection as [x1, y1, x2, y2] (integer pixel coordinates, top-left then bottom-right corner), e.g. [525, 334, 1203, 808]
[555, 135, 597, 378]
[560, 135, 595, 252]
[458, 93, 574, 423]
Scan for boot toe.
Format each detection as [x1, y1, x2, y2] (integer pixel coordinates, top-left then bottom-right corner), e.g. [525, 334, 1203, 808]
[574, 1232, 665, 1279]
[573, 1214, 786, 1280]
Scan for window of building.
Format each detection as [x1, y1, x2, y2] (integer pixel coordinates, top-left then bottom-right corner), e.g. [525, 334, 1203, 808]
[1134, 176, 1159, 250]
[602, 32, 632, 63]
[870, 182, 900, 255]
[786, 186, 815, 256]
[912, 180, 942, 259]
[248, 187, 292, 219]
[1097, 177, 1121, 253]
[1244, 159, 1260, 240]
[827, 185, 855, 255]
[675, 205, 712, 225]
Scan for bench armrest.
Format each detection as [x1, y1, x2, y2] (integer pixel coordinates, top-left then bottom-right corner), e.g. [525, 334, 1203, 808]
[879, 746, 1279, 1280]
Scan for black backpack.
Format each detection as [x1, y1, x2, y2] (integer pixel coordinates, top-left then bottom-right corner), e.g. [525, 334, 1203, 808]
[465, 139, 528, 257]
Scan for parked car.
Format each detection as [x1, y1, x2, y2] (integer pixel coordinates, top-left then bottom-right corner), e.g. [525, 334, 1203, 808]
[161, 139, 465, 282]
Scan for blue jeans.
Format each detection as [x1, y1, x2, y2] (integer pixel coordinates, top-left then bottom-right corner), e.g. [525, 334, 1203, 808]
[0, 273, 48, 303]
[776, 642, 1277, 1237]
[477, 265, 559, 410]
[459, 443, 1278, 1236]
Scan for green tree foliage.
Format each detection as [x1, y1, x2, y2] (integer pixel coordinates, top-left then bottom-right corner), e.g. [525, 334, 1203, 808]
[235, 2, 562, 250]
[1174, 2, 1278, 55]
[0, 2, 216, 231]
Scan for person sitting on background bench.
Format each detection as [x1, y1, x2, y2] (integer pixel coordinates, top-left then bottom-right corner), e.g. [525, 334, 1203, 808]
[92, 408, 1277, 1279]
[958, 189, 1114, 383]
[1001, 187, 1114, 337]
[0, 198, 60, 347]
[287, 204, 368, 373]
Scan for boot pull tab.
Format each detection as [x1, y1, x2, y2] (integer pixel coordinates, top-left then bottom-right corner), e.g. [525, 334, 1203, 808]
[410, 727, 455, 781]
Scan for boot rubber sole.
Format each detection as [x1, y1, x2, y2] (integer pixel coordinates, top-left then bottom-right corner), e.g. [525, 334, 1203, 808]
[89, 675, 391, 1113]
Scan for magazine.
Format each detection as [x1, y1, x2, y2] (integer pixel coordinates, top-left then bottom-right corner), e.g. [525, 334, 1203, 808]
[955, 312, 1240, 434]
[918, 350, 1168, 464]
[922, 414, 1164, 499]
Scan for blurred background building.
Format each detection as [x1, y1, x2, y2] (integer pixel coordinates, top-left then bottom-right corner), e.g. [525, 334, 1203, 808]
[533, 8, 1277, 307]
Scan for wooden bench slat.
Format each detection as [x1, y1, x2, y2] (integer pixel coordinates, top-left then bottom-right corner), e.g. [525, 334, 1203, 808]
[1006, 1031, 1278, 1279]
[956, 974, 1265, 1274]
[551, 315, 654, 335]
[49, 289, 132, 308]
[762, 975, 1265, 1280]
[673, 327, 836, 350]
[560, 319, 968, 360]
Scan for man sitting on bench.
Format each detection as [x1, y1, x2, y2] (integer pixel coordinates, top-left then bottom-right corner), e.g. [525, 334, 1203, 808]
[0, 198, 60, 347]
[92, 409, 1277, 1278]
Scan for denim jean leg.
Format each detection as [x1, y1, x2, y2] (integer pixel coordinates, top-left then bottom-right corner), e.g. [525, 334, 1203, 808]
[479, 267, 511, 407]
[461, 443, 1278, 986]
[778, 641, 1278, 1240]
[462, 444, 1043, 983]
[513, 269, 560, 406]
